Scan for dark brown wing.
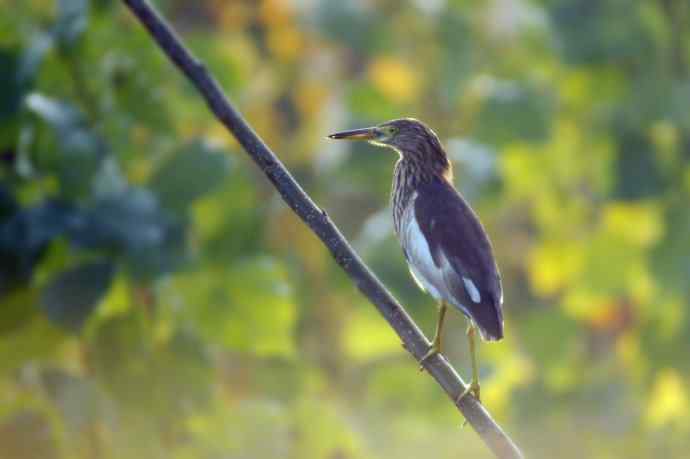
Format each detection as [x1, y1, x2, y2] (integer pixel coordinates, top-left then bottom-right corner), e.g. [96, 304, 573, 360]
[414, 178, 504, 340]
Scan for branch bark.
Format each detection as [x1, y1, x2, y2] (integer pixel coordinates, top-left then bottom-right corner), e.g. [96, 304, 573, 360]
[120, 1, 524, 458]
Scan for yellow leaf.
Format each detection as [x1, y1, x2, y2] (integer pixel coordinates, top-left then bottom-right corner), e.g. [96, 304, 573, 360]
[647, 369, 690, 429]
[528, 240, 585, 296]
[602, 202, 664, 247]
[344, 306, 401, 362]
[267, 26, 304, 62]
[368, 56, 420, 104]
[481, 355, 534, 413]
[259, 0, 293, 27]
[500, 143, 542, 198]
[649, 120, 679, 153]
[623, 261, 657, 309]
[295, 80, 328, 117]
[561, 290, 609, 321]
[615, 331, 646, 379]
[560, 71, 591, 111]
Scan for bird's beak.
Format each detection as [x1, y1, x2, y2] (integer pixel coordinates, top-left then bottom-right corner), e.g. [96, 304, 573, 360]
[328, 127, 378, 141]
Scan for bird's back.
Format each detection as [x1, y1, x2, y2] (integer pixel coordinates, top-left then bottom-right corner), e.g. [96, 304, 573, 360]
[396, 177, 503, 341]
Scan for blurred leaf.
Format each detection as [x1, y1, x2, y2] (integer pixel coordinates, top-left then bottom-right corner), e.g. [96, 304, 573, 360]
[0, 411, 59, 459]
[613, 129, 667, 200]
[41, 261, 115, 331]
[69, 188, 166, 251]
[0, 48, 24, 123]
[522, 307, 579, 382]
[149, 140, 231, 212]
[291, 397, 367, 459]
[88, 313, 151, 406]
[0, 200, 77, 292]
[53, 0, 89, 49]
[0, 200, 76, 254]
[175, 256, 297, 357]
[344, 305, 401, 362]
[0, 185, 18, 221]
[154, 330, 213, 412]
[528, 240, 585, 297]
[475, 81, 552, 146]
[651, 202, 690, 291]
[602, 201, 664, 247]
[26, 93, 100, 153]
[547, 0, 654, 66]
[18, 33, 53, 85]
[198, 175, 264, 261]
[0, 288, 39, 335]
[315, 0, 386, 55]
[347, 82, 399, 120]
[183, 399, 290, 458]
[646, 368, 690, 430]
[0, 315, 64, 374]
[89, 316, 211, 417]
[25, 93, 104, 197]
[367, 56, 421, 104]
[68, 188, 188, 277]
[0, 47, 26, 150]
[40, 368, 106, 434]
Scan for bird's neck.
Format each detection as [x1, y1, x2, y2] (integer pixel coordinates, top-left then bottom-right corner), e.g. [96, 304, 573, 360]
[393, 152, 453, 191]
[391, 156, 453, 234]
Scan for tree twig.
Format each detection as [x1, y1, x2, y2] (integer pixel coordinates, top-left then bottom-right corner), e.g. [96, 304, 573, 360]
[120, 1, 524, 458]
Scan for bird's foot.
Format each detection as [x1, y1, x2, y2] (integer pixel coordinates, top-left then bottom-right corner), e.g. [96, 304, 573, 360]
[456, 381, 481, 404]
[418, 342, 442, 372]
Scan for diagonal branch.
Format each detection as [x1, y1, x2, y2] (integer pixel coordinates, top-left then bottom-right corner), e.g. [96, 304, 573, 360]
[120, 1, 523, 458]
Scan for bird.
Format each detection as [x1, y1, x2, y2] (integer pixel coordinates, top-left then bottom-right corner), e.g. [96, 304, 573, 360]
[328, 118, 503, 402]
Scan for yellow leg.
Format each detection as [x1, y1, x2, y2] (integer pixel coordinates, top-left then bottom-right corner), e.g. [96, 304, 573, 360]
[419, 302, 447, 371]
[456, 323, 481, 403]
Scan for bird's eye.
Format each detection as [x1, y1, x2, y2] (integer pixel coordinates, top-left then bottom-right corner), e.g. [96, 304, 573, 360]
[376, 125, 398, 141]
[383, 126, 398, 137]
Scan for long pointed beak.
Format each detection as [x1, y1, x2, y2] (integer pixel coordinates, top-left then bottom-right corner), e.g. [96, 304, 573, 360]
[328, 127, 378, 141]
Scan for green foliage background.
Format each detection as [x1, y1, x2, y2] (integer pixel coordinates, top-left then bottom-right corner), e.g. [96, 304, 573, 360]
[2, 0, 690, 458]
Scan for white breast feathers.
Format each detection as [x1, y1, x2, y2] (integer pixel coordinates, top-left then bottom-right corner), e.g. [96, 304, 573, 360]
[400, 194, 479, 317]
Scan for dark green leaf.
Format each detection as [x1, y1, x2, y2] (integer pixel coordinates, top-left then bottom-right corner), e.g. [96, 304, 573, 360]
[0, 48, 26, 150]
[53, 0, 89, 49]
[651, 202, 690, 291]
[0, 200, 76, 254]
[68, 188, 188, 277]
[0, 48, 24, 123]
[25, 93, 94, 150]
[149, 140, 231, 211]
[612, 130, 667, 200]
[18, 32, 54, 85]
[41, 261, 115, 331]
[0, 185, 18, 221]
[475, 83, 553, 146]
[0, 200, 77, 292]
[25, 93, 104, 197]
[68, 189, 165, 251]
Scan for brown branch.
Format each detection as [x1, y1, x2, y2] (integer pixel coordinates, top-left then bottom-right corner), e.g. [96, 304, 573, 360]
[119, 1, 524, 458]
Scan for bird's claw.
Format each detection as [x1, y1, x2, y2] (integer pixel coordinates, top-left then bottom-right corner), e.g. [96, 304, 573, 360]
[418, 343, 441, 372]
[456, 381, 481, 404]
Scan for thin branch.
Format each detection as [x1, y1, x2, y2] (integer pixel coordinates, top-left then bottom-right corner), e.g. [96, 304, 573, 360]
[120, 1, 524, 458]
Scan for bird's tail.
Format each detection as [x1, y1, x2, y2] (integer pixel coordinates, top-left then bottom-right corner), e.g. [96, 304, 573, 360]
[467, 298, 504, 341]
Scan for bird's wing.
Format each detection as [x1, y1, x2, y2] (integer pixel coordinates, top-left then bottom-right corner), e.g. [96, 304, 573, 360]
[413, 178, 504, 340]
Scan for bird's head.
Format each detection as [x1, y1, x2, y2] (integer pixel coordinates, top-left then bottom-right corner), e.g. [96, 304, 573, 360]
[328, 118, 451, 176]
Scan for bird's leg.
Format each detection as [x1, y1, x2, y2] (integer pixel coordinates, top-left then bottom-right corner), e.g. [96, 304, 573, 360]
[456, 323, 481, 403]
[418, 301, 447, 371]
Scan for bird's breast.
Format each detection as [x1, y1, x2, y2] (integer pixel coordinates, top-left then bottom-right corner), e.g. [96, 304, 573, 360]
[398, 196, 446, 301]
[397, 193, 474, 319]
